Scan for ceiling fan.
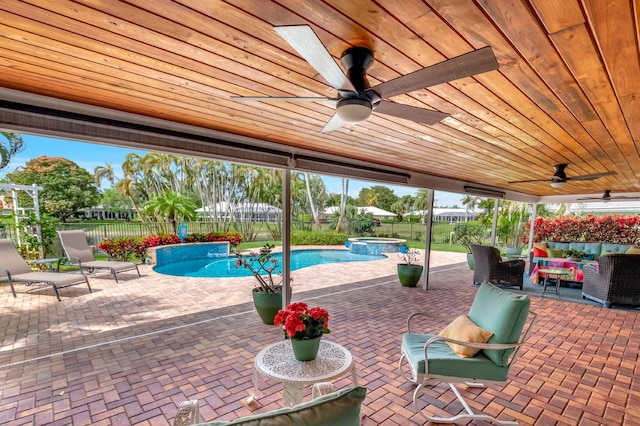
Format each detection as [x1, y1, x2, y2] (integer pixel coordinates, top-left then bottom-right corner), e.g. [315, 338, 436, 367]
[508, 164, 616, 188]
[232, 25, 499, 132]
[577, 190, 639, 202]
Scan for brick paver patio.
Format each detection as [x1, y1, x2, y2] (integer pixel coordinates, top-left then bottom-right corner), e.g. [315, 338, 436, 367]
[1, 247, 639, 425]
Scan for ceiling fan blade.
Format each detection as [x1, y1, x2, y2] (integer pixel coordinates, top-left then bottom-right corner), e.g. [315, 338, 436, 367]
[232, 96, 337, 103]
[372, 46, 499, 100]
[321, 113, 344, 132]
[375, 101, 449, 125]
[567, 171, 617, 181]
[275, 25, 355, 91]
[508, 179, 551, 184]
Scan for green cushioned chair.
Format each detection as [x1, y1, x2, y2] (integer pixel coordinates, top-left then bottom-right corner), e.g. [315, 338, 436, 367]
[399, 282, 537, 426]
[173, 386, 367, 426]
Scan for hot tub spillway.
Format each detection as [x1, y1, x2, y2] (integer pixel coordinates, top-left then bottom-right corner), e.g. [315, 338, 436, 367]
[347, 237, 406, 256]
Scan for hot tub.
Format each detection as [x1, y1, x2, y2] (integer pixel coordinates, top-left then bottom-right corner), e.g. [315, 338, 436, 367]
[346, 237, 406, 256]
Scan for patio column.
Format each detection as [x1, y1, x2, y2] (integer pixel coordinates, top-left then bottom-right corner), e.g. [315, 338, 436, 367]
[421, 189, 435, 290]
[527, 203, 537, 255]
[282, 168, 292, 307]
[490, 199, 499, 246]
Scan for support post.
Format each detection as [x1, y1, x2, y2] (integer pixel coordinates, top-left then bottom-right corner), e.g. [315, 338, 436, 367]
[282, 168, 291, 307]
[422, 189, 435, 290]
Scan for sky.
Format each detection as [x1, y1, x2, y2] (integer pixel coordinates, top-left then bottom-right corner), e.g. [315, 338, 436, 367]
[2, 134, 465, 207]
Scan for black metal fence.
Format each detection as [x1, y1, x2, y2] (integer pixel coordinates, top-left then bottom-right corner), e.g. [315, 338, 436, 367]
[3, 220, 492, 252]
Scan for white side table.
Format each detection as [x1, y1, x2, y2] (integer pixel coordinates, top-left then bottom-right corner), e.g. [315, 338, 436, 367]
[248, 340, 358, 407]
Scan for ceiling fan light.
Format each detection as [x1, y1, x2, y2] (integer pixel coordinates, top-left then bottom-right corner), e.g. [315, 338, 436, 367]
[550, 181, 566, 188]
[336, 98, 372, 123]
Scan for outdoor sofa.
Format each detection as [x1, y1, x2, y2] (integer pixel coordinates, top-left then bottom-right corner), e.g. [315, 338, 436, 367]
[529, 241, 637, 274]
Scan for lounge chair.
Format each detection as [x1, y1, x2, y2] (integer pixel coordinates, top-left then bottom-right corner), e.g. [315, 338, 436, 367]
[58, 230, 140, 282]
[0, 239, 91, 301]
[470, 244, 525, 289]
[399, 282, 536, 425]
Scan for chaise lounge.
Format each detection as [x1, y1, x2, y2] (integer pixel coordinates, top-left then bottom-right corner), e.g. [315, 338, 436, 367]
[58, 230, 140, 282]
[0, 238, 91, 301]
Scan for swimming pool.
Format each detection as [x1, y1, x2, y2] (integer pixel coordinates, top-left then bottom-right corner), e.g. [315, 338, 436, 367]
[153, 249, 387, 278]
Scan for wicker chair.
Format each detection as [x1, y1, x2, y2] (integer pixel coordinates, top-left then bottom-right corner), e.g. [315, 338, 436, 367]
[470, 244, 525, 290]
[582, 254, 640, 308]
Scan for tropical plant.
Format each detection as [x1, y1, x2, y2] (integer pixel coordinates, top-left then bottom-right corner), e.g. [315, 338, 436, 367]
[564, 248, 586, 260]
[452, 222, 486, 253]
[398, 244, 421, 266]
[496, 201, 528, 248]
[143, 190, 197, 234]
[274, 302, 330, 340]
[350, 211, 376, 235]
[234, 243, 282, 293]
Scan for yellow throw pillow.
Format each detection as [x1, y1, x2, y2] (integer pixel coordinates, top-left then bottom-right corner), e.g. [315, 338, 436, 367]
[626, 246, 640, 254]
[533, 242, 548, 250]
[439, 315, 494, 358]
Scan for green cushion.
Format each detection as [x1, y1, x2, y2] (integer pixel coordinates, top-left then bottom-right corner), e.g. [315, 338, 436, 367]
[468, 282, 530, 367]
[197, 386, 366, 426]
[547, 248, 564, 258]
[402, 333, 510, 382]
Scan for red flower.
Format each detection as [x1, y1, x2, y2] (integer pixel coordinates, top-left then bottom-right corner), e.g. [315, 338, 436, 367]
[274, 303, 330, 340]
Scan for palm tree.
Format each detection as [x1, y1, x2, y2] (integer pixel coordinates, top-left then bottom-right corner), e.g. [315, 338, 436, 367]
[335, 178, 349, 233]
[94, 163, 116, 187]
[413, 189, 430, 223]
[143, 190, 197, 234]
[0, 132, 25, 171]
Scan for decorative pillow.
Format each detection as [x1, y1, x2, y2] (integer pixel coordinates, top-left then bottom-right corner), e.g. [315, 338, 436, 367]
[547, 248, 564, 258]
[626, 246, 640, 254]
[601, 250, 613, 256]
[533, 247, 547, 257]
[439, 315, 493, 358]
[203, 386, 367, 425]
[533, 242, 547, 250]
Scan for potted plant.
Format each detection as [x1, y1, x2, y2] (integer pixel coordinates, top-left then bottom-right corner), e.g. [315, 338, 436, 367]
[274, 302, 330, 361]
[235, 243, 288, 325]
[564, 248, 586, 262]
[396, 245, 423, 287]
[451, 223, 486, 270]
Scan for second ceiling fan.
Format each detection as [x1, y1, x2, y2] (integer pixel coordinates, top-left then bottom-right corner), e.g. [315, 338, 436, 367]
[232, 25, 499, 132]
[509, 164, 616, 188]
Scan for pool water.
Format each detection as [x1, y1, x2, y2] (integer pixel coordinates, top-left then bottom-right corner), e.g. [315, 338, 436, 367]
[153, 249, 386, 278]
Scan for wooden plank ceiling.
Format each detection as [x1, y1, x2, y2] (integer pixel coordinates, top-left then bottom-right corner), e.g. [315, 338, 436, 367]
[0, 0, 639, 201]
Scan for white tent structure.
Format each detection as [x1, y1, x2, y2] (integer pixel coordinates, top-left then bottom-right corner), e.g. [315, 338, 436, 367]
[196, 201, 282, 222]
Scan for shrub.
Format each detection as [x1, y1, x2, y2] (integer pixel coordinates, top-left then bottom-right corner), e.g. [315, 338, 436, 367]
[525, 214, 640, 244]
[98, 237, 147, 263]
[99, 231, 244, 262]
[291, 230, 349, 245]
